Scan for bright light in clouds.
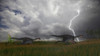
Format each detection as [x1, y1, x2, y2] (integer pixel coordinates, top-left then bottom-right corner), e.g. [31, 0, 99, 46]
[67, 0, 81, 42]
[49, 0, 60, 15]
[68, 9, 81, 42]
[68, 9, 80, 36]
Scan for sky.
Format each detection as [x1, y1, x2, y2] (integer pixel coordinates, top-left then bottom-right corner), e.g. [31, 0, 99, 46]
[0, 0, 100, 41]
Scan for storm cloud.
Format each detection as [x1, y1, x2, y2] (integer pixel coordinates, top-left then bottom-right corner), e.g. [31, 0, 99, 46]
[0, 0, 100, 41]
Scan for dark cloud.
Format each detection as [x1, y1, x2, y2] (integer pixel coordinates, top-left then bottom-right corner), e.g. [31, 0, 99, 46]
[0, 0, 100, 41]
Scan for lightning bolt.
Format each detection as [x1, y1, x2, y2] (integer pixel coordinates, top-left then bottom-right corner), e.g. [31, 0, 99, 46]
[68, 9, 80, 42]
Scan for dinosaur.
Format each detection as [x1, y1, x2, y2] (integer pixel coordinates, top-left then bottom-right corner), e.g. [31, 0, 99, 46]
[51, 34, 83, 43]
[11, 37, 40, 44]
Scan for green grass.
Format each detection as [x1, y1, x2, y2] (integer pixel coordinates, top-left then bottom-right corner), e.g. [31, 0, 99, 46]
[0, 39, 100, 56]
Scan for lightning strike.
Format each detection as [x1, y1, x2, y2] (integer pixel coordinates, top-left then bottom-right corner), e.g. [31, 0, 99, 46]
[68, 9, 80, 42]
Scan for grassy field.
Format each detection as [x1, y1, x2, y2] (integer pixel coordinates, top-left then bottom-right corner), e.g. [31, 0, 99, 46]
[0, 39, 100, 56]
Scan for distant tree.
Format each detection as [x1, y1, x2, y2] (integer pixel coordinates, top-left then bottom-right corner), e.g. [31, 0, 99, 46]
[94, 30, 100, 38]
[86, 29, 100, 39]
[86, 29, 94, 38]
